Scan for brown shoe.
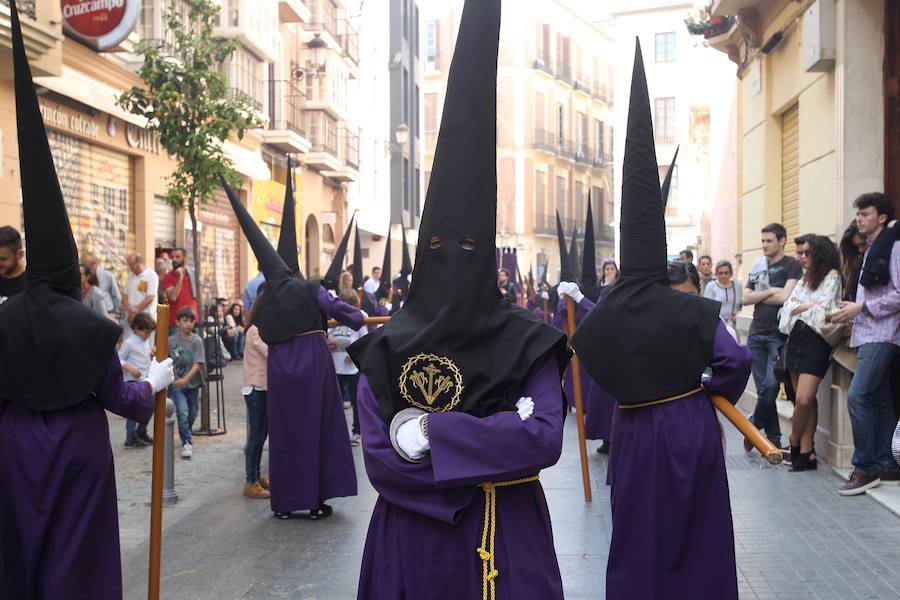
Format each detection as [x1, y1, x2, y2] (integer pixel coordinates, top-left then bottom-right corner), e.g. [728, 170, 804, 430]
[259, 476, 270, 490]
[881, 471, 900, 486]
[838, 471, 881, 496]
[243, 482, 270, 499]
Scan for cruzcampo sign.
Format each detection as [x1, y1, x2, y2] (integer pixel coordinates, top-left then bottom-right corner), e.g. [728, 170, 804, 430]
[61, 0, 140, 51]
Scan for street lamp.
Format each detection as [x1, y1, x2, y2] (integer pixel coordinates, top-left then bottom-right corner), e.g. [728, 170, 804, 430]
[394, 123, 409, 146]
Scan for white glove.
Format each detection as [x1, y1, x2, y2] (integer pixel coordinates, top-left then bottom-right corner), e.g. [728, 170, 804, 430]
[144, 358, 174, 394]
[396, 415, 430, 460]
[540, 291, 549, 300]
[557, 282, 584, 304]
[385, 302, 393, 311]
[516, 397, 535, 421]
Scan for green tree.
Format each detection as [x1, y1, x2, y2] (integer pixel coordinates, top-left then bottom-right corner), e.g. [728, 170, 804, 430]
[118, 0, 263, 310]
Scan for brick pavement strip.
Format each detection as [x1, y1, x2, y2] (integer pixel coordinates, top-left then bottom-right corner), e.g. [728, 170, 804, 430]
[113, 367, 900, 599]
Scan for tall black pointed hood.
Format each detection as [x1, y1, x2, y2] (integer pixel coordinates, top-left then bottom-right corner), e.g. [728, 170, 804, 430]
[568, 225, 580, 282]
[221, 176, 322, 344]
[400, 225, 413, 277]
[352, 223, 363, 289]
[556, 212, 575, 281]
[580, 195, 600, 301]
[0, 0, 122, 411]
[323, 213, 355, 292]
[661, 146, 679, 207]
[377, 227, 392, 299]
[570, 39, 719, 405]
[277, 156, 301, 276]
[349, 0, 568, 425]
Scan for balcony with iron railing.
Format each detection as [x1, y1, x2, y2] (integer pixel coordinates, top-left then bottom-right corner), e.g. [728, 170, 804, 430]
[655, 131, 676, 144]
[1, 0, 63, 77]
[262, 80, 311, 154]
[305, 109, 341, 170]
[555, 62, 573, 86]
[597, 223, 615, 242]
[339, 128, 359, 171]
[304, 0, 339, 43]
[533, 128, 557, 154]
[532, 52, 553, 76]
[574, 71, 591, 96]
[557, 139, 577, 161]
[533, 213, 557, 236]
[574, 142, 592, 165]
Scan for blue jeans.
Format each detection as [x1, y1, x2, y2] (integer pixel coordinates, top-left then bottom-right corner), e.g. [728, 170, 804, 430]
[169, 385, 200, 446]
[235, 330, 245, 357]
[244, 389, 268, 484]
[748, 332, 786, 445]
[848, 343, 899, 476]
[125, 419, 148, 442]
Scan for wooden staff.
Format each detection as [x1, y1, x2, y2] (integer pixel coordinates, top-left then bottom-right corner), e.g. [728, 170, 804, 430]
[148, 304, 170, 600]
[710, 394, 783, 464]
[565, 295, 592, 502]
[357, 286, 363, 306]
[543, 298, 550, 324]
[327, 315, 391, 328]
[387, 286, 394, 305]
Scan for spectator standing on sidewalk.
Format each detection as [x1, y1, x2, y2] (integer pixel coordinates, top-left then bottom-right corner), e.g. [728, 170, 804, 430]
[679, 249, 694, 263]
[81, 264, 112, 319]
[168, 307, 205, 459]
[243, 269, 265, 313]
[81, 251, 121, 315]
[698, 255, 714, 293]
[742, 223, 803, 450]
[832, 192, 900, 495]
[704, 260, 742, 334]
[119, 312, 157, 448]
[329, 289, 368, 446]
[162, 248, 199, 334]
[242, 287, 270, 499]
[839, 222, 868, 302]
[0, 225, 26, 306]
[122, 253, 158, 325]
[779, 235, 842, 471]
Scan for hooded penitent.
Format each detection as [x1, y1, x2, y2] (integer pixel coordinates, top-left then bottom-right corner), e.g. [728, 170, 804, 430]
[556, 212, 575, 282]
[352, 223, 364, 290]
[0, 0, 122, 411]
[377, 227, 392, 300]
[570, 39, 719, 405]
[322, 214, 355, 292]
[277, 156, 301, 276]
[349, 0, 568, 424]
[400, 225, 413, 278]
[580, 195, 600, 302]
[220, 176, 322, 344]
[568, 225, 580, 282]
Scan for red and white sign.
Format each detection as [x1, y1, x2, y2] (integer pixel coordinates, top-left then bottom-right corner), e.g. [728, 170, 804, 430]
[61, 0, 140, 51]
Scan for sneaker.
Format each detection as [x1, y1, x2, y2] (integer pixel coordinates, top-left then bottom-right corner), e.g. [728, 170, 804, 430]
[596, 441, 610, 455]
[838, 471, 881, 496]
[136, 431, 154, 445]
[259, 476, 270, 490]
[350, 433, 361, 447]
[881, 471, 900, 486]
[181, 443, 193, 459]
[243, 482, 270, 499]
[124, 438, 148, 449]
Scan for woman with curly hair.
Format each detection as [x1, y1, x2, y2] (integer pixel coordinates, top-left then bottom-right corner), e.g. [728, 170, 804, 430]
[779, 235, 842, 471]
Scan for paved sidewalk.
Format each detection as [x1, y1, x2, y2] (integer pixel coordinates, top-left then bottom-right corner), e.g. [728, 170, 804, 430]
[111, 367, 900, 599]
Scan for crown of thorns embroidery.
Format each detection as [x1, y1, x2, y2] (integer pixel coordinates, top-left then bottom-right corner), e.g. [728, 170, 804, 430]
[399, 353, 464, 412]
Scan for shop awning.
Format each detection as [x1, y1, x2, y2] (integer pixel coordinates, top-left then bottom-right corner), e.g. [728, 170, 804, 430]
[34, 65, 149, 128]
[224, 141, 271, 181]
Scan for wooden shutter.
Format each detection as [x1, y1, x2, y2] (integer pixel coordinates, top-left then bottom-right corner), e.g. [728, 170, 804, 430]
[781, 104, 800, 254]
[154, 197, 177, 249]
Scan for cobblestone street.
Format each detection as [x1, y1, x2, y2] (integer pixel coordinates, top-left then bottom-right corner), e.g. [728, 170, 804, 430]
[111, 365, 900, 599]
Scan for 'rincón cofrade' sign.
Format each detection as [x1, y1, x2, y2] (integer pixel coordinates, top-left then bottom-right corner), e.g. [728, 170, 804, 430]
[61, 0, 140, 51]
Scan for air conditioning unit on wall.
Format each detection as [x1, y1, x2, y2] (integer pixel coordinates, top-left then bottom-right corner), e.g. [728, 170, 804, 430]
[804, 0, 836, 73]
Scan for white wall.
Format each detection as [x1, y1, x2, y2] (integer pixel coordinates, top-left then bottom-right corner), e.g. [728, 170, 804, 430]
[611, 2, 736, 262]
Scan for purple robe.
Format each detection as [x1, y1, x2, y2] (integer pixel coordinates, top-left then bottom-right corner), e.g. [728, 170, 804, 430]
[266, 285, 364, 513]
[356, 353, 565, 599]
[0, 354, 153, 600]
[556, 297, 617, 440]
[606, 321, 751, 600]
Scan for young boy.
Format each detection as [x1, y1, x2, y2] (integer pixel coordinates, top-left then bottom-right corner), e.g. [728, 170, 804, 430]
[328, 289, 368, 445]
[168, 307, 205, 459]
[119, 312, 156, 448]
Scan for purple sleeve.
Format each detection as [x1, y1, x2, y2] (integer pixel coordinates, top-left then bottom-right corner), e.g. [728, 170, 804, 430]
[556, 296, 595, 328]
[97, 353, 154, 423]
[357, 375, 477, 523]
[317, 285, 364, 330]
[704, 320, 752, 405]
[427, 353, 564, 488]
[866, 245, 900, 318]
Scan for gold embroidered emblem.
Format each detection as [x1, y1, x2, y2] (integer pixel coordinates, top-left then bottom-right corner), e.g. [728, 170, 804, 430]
[399, 353, 464, 412]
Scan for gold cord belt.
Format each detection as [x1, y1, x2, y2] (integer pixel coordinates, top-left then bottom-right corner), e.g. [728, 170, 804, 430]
[476, 474, 540, 600]
[618, 386, 704, 410]
[295, 329, 326, 338]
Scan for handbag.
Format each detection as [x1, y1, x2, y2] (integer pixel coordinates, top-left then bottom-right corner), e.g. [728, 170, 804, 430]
[773, 345, 788, 384]
[831, 338, 858, 373]
[819, 322, 846, 347]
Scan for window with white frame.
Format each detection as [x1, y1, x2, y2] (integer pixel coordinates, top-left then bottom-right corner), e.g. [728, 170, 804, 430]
[655, 32, 676, 62]
[654, 97, 675, 142]
[425, 20, 439, 71]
